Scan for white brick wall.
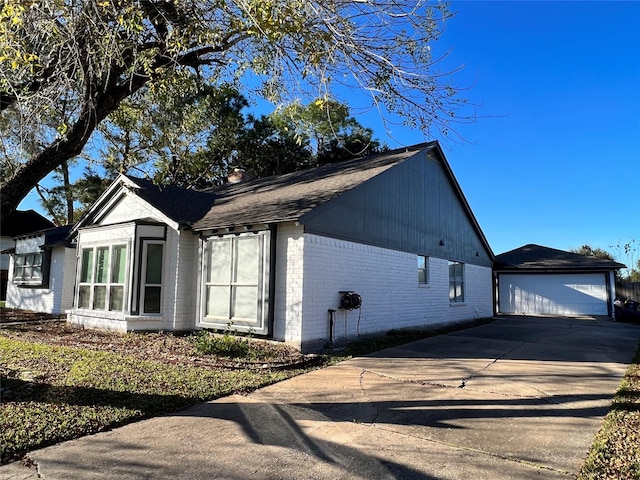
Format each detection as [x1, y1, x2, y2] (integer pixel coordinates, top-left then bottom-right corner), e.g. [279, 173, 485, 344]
[273, 223, 305, 343]
[295, 233, 493, 350]
[165, 230, 199, 331]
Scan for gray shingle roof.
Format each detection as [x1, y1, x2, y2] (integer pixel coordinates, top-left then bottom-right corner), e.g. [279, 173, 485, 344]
[124, 176, 216, 227]
[495, 244, 626, 270]
[191, 143, 434, 232]
[1, 210, 54, 237]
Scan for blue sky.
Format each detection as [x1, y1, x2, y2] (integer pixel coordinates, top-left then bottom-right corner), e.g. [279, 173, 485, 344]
[365, 0, 640, 258]
[18, 1, 639, 262]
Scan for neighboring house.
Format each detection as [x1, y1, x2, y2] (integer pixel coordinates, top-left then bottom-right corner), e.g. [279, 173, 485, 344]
[63, 141, 494, 351]
[495, 244, 625, 318]
[0, 210, 55, 301]
[5, 225, 76, 314]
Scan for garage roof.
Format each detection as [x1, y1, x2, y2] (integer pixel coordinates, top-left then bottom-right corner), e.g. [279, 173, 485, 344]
[495, 244, 626, 271]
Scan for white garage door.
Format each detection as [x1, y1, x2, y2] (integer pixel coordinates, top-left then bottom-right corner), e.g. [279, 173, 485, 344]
[499, 273, 608, 316]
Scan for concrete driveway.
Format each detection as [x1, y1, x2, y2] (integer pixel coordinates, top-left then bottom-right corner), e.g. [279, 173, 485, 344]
[4, 316, 640, 480]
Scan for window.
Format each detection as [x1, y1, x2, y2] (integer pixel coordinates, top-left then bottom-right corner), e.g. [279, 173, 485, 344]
[14, 252, 45, 285]
[417, 255, 428, 284]
[204, 232, 270, 333]
[449, 261, 465, 303]
[141, 243, 164, 314]
[78, 245, 127, 311]
[110, 245, 127, 311]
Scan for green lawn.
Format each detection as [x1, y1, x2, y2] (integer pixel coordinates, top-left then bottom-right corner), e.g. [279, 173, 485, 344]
[0, 336, 310, 464]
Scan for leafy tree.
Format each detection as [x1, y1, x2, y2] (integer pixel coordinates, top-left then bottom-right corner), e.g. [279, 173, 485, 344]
[35, 91, 385, 221]
[98, 77, 248, 189]
[234, 115, 314, 178]
[272, 99, 383, 164]
[609, 239, 639, 281]
[631, 260, 640, 282]
[1, 0, 468, 214]
[571, 245, 616, 262]
[572, 243, 640, 282]
[35, 161, 75, 226]
[36, 166, 111, 226]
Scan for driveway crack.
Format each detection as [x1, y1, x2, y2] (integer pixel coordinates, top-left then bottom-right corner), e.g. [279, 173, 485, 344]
[370, 424, 574, 477]
[358, 369, 380, 423]
[459, 341, 527, 388]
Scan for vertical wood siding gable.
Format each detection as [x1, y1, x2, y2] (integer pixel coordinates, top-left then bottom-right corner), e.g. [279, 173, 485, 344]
[301, 152, 491, 266]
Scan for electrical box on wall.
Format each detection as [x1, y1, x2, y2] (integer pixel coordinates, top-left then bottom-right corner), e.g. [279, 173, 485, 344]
[339, 291, 362, 310]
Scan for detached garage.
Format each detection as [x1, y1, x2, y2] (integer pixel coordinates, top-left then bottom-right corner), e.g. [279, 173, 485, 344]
[495, 244, 625, 318]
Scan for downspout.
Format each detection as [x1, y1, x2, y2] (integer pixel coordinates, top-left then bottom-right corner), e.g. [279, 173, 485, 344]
[605, 270, 614, 318]
[267, 224, 277, 337]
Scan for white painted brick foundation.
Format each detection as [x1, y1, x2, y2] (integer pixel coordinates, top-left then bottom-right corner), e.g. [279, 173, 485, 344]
[273, 230, 493, 350]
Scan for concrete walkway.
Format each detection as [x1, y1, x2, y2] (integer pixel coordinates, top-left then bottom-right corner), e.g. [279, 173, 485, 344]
[3, 316, 640, 480]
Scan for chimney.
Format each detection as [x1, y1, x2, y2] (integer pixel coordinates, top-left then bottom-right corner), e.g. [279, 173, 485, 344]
[227, 167, 252, 184]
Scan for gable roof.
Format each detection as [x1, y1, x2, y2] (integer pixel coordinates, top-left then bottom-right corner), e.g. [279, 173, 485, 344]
[495, 244, 626, 271]
[123, 176, 216, 227]
[1, 210, 55, 238]
[192, 143, 434, 232]
[72, 175, 217, 234]
[39, 224, 75, 248]
[2, 224, 74, 255]
[75, 141, 492, 263]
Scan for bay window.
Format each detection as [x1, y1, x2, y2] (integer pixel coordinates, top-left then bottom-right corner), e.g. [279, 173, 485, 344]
[78, 244, 128, 311]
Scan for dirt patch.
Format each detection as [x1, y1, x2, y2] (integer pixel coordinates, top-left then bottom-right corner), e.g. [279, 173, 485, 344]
[0, 308, 65, 324]
[0, 321, 312, 369]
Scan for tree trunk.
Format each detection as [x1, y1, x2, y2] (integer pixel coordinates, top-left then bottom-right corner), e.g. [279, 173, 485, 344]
[61, 161, 74, 224]
[1, 77, 147, 216]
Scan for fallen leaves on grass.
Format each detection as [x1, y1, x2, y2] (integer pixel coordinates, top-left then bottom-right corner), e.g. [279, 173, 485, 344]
[0, 328, 310, 465]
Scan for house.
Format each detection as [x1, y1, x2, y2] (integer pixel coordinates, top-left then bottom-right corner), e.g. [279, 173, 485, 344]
[4, 224, 76, 314]
[0, 210, 55, 301]
[495, 244, 625, 318]
[62, 141, 494, 351]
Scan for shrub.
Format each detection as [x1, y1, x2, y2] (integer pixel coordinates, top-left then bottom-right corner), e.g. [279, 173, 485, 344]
[193, 326, 251, 359]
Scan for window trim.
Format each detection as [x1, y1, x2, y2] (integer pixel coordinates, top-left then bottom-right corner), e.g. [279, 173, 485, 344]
[140, 241, 164, 315]
[448, 261, 465, 304]
[417, 255, 429, 285]
[13, 251, 51, 287]
[76, 243, 129, 312]
[202, 231, 270, 334]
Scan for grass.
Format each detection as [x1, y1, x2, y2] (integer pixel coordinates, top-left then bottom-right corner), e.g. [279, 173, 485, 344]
[577, 342, 640, 480]
[0, 319, 490, 465]
[0, 333, 311, 464]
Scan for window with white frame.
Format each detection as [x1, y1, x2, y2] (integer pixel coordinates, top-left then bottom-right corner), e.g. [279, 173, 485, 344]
[141, 242, 164, 314]
[204, 231, 270, 333]
[77, 244, 127, 311]
[13, 252, 45, 285]
[417, 255, 428, 284]
[448, 261, 465, 303]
